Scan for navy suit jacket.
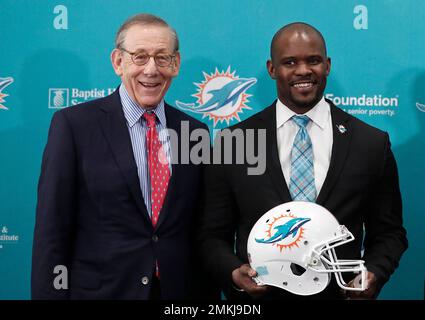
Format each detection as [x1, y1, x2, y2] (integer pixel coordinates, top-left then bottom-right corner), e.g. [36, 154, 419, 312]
[198, 100, 408, 300]
[32, 89, 215, 299]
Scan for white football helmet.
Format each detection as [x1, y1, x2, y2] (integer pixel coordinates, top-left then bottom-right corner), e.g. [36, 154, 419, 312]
[247, 201, 367, 296]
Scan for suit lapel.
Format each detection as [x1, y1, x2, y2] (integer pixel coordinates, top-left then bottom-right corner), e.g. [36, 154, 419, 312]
[316, 100, 352, 205]
[98, 91, 150, 222]
[261, 103, 292, 203]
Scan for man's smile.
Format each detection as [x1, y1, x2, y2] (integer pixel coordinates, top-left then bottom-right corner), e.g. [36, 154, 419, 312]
[139, 81, 161, 88]
[291, 80, 317, 93]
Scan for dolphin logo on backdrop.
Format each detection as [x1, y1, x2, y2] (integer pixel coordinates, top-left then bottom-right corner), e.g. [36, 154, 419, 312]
[175, 67, 257, 127]
[0, 77, 14, 110]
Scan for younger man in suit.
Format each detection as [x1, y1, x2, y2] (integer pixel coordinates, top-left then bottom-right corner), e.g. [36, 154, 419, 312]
[198, 22, 407, 300]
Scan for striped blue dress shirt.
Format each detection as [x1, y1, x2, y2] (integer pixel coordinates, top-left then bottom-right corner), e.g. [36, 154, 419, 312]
[119, 84, 172, 217]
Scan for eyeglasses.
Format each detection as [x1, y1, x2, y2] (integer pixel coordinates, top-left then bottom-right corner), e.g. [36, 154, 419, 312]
[119, 47, 176, 68]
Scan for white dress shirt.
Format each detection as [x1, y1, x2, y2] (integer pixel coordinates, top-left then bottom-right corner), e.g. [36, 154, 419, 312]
[276, 97, 333, 196]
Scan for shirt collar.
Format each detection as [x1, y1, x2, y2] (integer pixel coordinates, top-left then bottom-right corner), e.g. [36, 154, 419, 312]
[276, 96, 329, 130]
[119, 84, 167, 128]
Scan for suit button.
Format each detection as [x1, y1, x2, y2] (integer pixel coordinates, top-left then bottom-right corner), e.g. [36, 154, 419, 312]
[152, 235, 159, 242]
[141, 276, 149, 285]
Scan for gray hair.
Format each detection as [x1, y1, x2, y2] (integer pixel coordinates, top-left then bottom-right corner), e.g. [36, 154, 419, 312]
[115, 13, 179, 52]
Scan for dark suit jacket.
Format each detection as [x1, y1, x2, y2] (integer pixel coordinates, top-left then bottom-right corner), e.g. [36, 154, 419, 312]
[32, 89, 217, 299]
[198, 99, 408, 300]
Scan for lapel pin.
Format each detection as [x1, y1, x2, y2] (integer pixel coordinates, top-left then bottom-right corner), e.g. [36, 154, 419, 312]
[336, 124, 347, 134]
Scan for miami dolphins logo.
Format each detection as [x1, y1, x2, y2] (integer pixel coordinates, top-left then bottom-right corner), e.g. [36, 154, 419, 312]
[0, 77, 14, 110]
[255, 213, 310, 252]
[175, 67, 257, 126]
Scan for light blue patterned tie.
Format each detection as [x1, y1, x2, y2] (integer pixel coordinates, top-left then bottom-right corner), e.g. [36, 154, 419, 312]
[289, 115, 317, 202]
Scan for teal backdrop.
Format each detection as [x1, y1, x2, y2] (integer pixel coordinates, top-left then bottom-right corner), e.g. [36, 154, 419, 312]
[0, 0, 423, 299]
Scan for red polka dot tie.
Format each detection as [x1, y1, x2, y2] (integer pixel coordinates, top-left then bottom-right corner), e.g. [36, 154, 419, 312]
[143, 112, 170, 227]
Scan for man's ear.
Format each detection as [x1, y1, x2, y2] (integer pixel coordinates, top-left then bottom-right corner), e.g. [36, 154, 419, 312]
[325, 57, 331, 76]
[111, 48, 123, 77]
[170, 51, 181, 77]
[267, 59, 276, 79]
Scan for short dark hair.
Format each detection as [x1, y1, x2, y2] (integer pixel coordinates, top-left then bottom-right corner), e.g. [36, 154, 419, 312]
[115, 13, 179, 52]
[270, 22, 327, 60]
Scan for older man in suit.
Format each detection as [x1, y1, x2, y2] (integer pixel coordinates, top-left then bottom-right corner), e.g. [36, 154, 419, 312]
[198, 22, 407, 300]
[32, 13, 217, 300]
